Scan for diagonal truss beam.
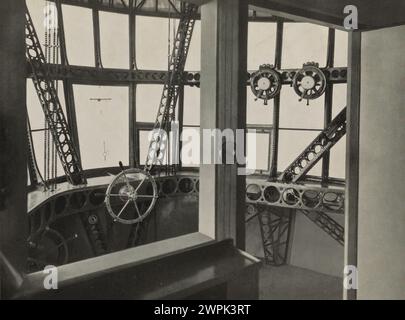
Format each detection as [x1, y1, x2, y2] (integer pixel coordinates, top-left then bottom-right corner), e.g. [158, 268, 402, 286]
[280, 107, 347, 183]
[145, 3, 198, 169]
[25, 9, 86, 185]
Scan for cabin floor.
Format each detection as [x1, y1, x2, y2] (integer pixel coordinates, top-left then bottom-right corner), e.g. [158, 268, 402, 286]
[259, 265, 343, 300]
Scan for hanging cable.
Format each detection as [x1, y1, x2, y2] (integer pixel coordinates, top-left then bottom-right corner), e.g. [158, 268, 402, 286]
[41, 1, 61, 191]
[44, 1, 50, 188]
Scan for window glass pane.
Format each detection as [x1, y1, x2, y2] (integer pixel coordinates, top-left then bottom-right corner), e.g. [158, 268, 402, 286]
[279, 86, 324, 129]
[181, 127, 200, 167]
[136, 16, 168, 70]
[329, 137, 346, 179]
[139, 130, 150, 166]
[279, 130, 322, 177]
[247, 88, 273, 125]
[27, 0, 62, 63]
[248, 22, 277, 70]
[282, 23, 328, 69]
[183, 87, 200, 126]
[246, 132, 270, 172]
[332, 84, 347, 118]
[136, 85, 163, 123]
[99, 11, 129, 69]
[334, 30, 348, 67]
[75, 85, 129, 169]
[27, 80, 66, 130]
[26, 0, 47, 52]
[31, 130, 65, 179]
[185, 21, 201, 71]
[27, 80, 67, 179]
[63, 5, 95, 66]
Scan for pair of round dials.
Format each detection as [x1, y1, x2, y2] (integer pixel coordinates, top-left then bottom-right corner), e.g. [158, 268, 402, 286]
[250, 62, 327, 106]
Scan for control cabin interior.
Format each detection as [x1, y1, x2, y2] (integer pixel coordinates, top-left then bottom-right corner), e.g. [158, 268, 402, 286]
[0, 0, 404, 300]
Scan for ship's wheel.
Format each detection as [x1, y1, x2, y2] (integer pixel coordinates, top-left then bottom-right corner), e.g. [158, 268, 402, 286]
[292, 62, 327, 105]
[250, 64, 282, 105]
[105, 165, 158, 225]
[27, 227, 72, 271]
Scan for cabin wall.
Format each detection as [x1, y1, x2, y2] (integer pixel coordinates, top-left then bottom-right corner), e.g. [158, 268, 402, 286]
[357, 25, 405, 300]
[289, 212, 344, 277]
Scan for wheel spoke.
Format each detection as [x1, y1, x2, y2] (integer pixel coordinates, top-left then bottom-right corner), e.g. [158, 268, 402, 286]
[133, 200, 143, 220]
[135, 177, 147, 193]
[137, 195, 155, 198]
[117, 200, 131, 218]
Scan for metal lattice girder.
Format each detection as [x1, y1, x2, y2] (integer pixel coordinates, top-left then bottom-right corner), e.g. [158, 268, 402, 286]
[27, 63, 347, 87]
[26, 63, 201, 86]
[246, 178, 345, 214]
[258, 206, 292, 266]
[280, 107, 347, 183]
[25, 10, 86, 185]
[300, 210, 344, 246]
[145, 3, 198, 168]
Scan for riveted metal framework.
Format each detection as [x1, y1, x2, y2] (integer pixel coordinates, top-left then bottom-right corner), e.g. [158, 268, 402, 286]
[257, 206, 292, 265]
[25, 10, 86, 185]
[246, 178, 345, 214]
[23, 0, 349, 274]
[280, 107, 347, 183]
[48, 0, 294, 22]
[145, 2, 198, 170]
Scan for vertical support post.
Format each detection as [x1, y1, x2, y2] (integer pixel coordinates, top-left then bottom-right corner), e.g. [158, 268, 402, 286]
[199, 0, 248, 249]
[344, 31, 361, 301]
[269, 21, 283, 180]
[129, 0, 137, 71]
[322, 28, 335, 183]
[177, 85, 185, 170]
[92, 2, 103, 68]
[0, 0, 27, 296]
[55, 0, 68, 66]
[129, 84, 138, 167]
[129, 0, 138, 167]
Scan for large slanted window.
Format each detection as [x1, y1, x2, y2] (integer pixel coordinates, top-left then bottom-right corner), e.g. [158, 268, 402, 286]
[135, 12, 201, 169]
[136, 16, 170, 70]
[136, 85, 164, 123]
[277, 23, 328, 176]
[247, 22, 277, 70]
[181, 87, 200, 168]
[246, 131, 271, 172]
[99, 11, 129, 69]
[74, 85, 129, 169]
[282, 23, 329, 68]
[246, 22, 276, 173]
[26, 80, 65, 180]
[247, 20, 347, 179]
[26, 0, 48, 53]
[63, 5, 95, 66]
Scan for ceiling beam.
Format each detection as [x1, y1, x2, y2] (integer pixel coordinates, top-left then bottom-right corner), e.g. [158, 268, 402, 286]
[249, 0, 353, 30]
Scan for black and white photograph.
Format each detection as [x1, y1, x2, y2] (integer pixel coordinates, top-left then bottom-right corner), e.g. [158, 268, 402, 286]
[0, 0, 404, 303]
